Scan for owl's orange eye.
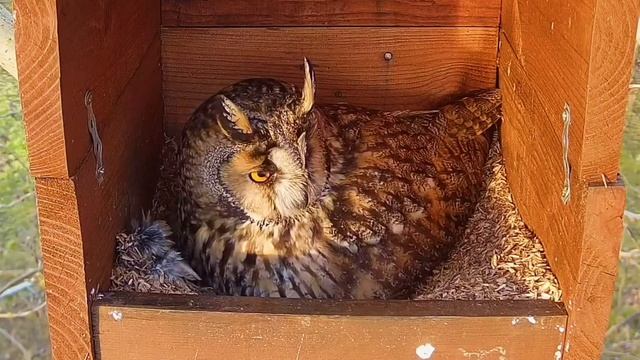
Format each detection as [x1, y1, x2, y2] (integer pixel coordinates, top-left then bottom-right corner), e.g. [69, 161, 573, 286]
[249, 171, 272, 183]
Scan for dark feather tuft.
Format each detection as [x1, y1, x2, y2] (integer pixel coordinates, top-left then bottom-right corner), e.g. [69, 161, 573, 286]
[112, 213, 201, 294]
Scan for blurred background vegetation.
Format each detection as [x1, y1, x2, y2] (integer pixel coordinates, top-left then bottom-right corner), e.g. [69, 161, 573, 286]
[606, 47, 640, 359]
[0, 2, 50, 359]
[0, 1, 638, 359]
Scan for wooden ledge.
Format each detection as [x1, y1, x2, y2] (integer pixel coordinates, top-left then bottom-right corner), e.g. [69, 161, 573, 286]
[93, 292, 567, 360]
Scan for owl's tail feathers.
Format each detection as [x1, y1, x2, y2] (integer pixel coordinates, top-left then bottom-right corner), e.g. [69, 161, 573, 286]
[439, 88, 502, 139]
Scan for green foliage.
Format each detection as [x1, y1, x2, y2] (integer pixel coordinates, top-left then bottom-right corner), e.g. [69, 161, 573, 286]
[0, 68, 50, 359]
[603, 44, 640, 359]
[604, 91, 640, 359]
[0, 71, 37, 270]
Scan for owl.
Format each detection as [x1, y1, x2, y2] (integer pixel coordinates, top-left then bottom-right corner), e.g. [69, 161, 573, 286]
[177, 59, 501, 299]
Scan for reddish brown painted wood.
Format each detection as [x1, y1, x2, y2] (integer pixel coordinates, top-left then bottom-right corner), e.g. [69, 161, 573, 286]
[73, 34, 164, 295]
[94, 293, 567, 360]
[15, 0, 160, 178]
[162, 27, 498, 135]
[162, 0, 502, 27]
[500, 0, 637, 298]
[563, 183, 626, 359]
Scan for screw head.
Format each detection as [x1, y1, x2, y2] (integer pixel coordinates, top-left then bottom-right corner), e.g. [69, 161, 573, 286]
[384, 52, 394, 61]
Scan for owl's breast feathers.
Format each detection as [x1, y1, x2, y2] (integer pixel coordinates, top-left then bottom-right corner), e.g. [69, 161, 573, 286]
[180, 89, 502, 299]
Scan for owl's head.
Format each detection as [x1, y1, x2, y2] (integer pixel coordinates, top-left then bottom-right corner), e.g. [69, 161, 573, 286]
[186, 58, 328, 223]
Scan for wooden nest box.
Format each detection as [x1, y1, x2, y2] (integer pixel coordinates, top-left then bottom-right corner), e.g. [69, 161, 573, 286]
[14, 1, 638, 359]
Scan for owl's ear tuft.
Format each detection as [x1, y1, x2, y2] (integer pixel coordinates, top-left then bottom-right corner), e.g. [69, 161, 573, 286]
[299, 57, 316, 115]
[215, 95, 254, 141]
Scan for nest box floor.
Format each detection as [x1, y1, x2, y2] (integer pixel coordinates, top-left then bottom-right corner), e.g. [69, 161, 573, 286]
[110, 134, 561, 301]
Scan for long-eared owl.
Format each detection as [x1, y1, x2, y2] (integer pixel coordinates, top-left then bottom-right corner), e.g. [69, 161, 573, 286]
[178, 59, 501, 299]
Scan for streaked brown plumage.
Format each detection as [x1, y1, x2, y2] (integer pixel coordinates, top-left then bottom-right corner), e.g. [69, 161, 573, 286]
[178, 59, 501, 299]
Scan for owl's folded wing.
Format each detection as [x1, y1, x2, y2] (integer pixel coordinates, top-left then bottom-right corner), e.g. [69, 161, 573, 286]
[438, 88, 502, 139]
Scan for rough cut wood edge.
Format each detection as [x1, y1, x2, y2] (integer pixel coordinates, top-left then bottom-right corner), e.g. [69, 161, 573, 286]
[582, 0, 639, 180]
[161, 0, 501, 27]
[499, 36, 585, 297]
[93, 293, 567, 360]
[32, 35, 164, 360]
[563, 183, 625, 360]
[499, 0, 637, 295]
[500, 0, 638, 182]
[35, 178, 92, 360]
[15, 0, 160, 178]
[14, 0, 67, 177]
[0, 5, 17, 79]
[162, 27, 498, 135]
[500, 1, 634, 357]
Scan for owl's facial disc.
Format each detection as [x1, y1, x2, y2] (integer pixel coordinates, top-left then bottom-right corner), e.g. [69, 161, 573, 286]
[220, 144, 311, 222]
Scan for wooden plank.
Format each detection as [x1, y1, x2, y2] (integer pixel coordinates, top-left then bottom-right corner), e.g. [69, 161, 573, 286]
[14, 0, 67, 177]
[74, 34, 164, 295]
[94, 293, 567, 360]
[34, 34, 163, 360]
[162, 0, 502, 27]
[35, 178, 91, 360]
[500, 0, 638, 182]
[583, 0, 640, 178]
[15, 0, 160, 178]
[162, 27, 498, 135]
[33, 35, 163, 360]
[499, 0, 637, 296]
[500, 1, 636, 358]
[563, 183, 626, 360]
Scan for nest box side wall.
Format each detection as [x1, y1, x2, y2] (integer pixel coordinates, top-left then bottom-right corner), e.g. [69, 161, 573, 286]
[159, 0, 502, 136]
[499, 0, 638, 358]
[14, 0, 163, 359]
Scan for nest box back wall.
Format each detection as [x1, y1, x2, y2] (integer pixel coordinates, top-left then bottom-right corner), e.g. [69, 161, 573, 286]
[160, 0, 502, 136]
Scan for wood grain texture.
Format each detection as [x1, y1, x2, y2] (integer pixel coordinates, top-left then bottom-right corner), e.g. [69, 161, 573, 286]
[19, 1, 164, 358]
[500, 1, 635, 358]
[56, 0, 161, 177]
[14, 0, 67, 177]
[32, 36, 163, 360]
[15, 0, 160, 178]
[583, 0, 640, 179]
[162, 27, 498, 135]
[35, 178, 92, 360]
[499, 38, 584, 297]
[161, 0, 502, 27]
[501, 0, 638, 182]
[563, 183, 625, 360]
[73, 34, 164, 299]
[94, 293, 567, 360]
